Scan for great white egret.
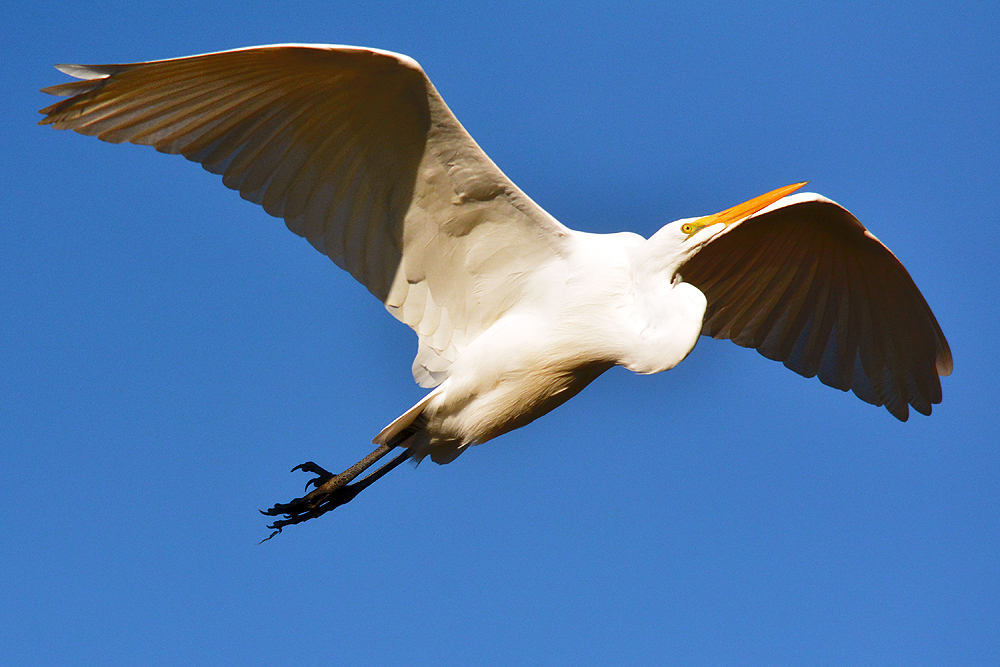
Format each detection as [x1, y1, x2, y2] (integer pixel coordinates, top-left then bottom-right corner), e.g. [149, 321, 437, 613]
[40, 44, 951, 536]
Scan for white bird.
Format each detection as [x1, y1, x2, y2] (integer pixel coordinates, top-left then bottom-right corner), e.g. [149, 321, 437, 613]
[40, 44, 951, 536]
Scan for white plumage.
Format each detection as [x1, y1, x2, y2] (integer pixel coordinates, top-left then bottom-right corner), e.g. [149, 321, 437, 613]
[40, 44, 951, 533]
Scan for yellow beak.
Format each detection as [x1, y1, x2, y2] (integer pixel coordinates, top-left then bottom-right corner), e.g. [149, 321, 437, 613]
[686, 182, 808, 235]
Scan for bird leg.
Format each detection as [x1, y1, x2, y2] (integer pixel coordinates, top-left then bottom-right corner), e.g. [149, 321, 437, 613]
[260, 443, 411, 540]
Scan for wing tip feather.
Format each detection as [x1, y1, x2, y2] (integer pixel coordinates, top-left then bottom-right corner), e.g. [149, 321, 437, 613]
[936, 350, 954, 377]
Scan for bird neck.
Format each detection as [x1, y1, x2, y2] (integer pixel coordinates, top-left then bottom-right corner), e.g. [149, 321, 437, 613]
[615, 235, 707, 375]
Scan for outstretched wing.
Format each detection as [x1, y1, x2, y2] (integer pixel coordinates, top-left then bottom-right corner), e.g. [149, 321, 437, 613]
[40, 44, 571, 387]
[679, 193, 952, 420]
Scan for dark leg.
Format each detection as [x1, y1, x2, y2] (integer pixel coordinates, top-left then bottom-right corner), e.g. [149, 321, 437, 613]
[260, 443, 412, 540]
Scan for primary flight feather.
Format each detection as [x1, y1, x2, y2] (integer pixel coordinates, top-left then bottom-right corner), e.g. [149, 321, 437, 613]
[39, 44, 951, 535]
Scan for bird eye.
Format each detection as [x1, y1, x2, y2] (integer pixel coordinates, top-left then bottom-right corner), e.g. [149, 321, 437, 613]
[680, 223, 694, 235]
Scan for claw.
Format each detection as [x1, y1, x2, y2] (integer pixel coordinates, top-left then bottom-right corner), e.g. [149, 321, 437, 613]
[291, 461, 334, 477]
[289, 461, 336, 492]
[259, 525, 282, 543]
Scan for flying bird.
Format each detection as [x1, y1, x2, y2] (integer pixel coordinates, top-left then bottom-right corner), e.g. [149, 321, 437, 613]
[39, 44, 952, 537]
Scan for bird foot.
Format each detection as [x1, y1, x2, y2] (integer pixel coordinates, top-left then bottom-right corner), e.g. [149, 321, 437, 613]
[259, 443, 410, 541]
[260, 462, 362, 541]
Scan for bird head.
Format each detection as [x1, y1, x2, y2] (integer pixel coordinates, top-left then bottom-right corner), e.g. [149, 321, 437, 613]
[678, 181, 808, 240]
[644, 182, 809, 276]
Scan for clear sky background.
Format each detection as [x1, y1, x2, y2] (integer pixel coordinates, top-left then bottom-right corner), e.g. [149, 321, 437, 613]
[3, 2, 997, 665]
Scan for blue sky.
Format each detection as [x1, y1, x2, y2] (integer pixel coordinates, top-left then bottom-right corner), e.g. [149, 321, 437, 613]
[3, 1, 998, 665]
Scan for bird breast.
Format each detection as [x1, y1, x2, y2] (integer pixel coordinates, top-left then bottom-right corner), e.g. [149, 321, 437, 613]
[616, 279, 707, 375]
